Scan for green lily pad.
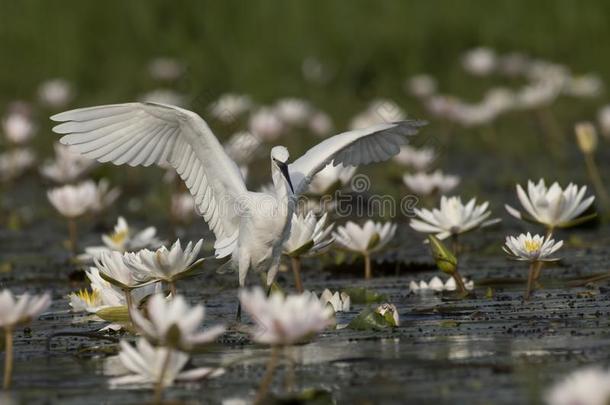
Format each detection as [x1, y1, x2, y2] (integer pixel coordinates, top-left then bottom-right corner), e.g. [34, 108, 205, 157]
[347, 306, 395, 331]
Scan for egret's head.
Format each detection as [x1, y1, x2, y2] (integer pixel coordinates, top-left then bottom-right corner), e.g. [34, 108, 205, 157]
[270, 146, 293, 193]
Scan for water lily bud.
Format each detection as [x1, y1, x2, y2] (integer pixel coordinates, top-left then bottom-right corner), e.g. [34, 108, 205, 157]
[428, 235, 458, 275]
[575, 122, 598, 154]
[166, 324, 182, 348]
[376, 303, 399, 327]
[96, 306, 130, 323]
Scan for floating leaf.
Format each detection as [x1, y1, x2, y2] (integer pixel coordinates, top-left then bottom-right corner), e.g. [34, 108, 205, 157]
[347, 306, 395, 330]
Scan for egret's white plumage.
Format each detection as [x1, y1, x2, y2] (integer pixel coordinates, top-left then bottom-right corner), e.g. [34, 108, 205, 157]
[52, 102, 424, 286]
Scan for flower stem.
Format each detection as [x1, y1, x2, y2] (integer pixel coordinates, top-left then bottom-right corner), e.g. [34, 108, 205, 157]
[254, 345, 281, 405]
[532, 228, 554, 282]
[451, 234, 460, 257]
[290, 256, 303, 293]
[364, 253, 372, 279]
[122, 288, 134, 322]
[169, 281, 177, 297]
[452, 270, 468, 295]
[67, 218, 78, 255]
[536, 107, 565, 159]
[153, 349, 172, 405]
[584, 153, 610, 210]
[525, 261, 538, 301]
[3, 326, 13, 390]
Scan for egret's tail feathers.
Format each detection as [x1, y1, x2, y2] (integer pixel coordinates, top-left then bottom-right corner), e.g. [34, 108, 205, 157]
[214, 231, 238, 258]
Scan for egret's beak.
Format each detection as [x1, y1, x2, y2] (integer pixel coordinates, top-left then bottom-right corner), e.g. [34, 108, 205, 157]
[275, 160, 294, 193]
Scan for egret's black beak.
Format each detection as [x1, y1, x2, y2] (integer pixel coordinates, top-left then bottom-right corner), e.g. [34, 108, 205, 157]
[275, 159, 294, 193]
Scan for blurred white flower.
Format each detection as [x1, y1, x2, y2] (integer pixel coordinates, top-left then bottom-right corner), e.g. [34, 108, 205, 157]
[109, 339, 222, 388]
[503, 232, 563, 262]
[249, 107, 284, 141]
[462, 47, 496, 76]
[209, 93, 253, 123]
[483, 87, 515, 115]
[393, 145, 436, 170]
[505, 179, 595, 229]
[37, 79, 74, 108]
[318, 289, 350, 312]
[403, 170, 460, 196]
[125, 239, 203, 283]
[308, 111, 333, 137]
[452, 102, 497, 127]
[307, 163, 356, 196]
[498, 52, 530, 77]
[406, 74, 437, 98]
[239, 288, 333, 345]
[516, 81, 561, 109]
[0, 290, 51, 328]
[140, 89, 186, 107]
[411, 196, 500, 240]
[47, 180, 98, 218]
[409, 276, 474, 293]
[130, 294, 225, 350]
[2, 110, 35, 145]
[597, 105, 610, 138]
[0, 148, 36, 181]
[68, 289, 104, 313]
[274, 98, 312, 126]
[375, 303, 399, 326]
[40, 143, 95, 183]
[425, 95, 460, 119]
[545, 367, 610, 405]
[333, 220, 396, 255]
[283, 212, 334, 257]
[350, 99, 406, 129]
[147, 57, 184, 81]
[223, 131, 261, 167]
[94, 251, 151, 290]
[564, 74, 603, 98]
[170, 192, 197, 223]
[90, 179, 121, 213]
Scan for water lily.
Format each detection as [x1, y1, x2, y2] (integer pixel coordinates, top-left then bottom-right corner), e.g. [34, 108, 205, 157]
[170, 192, 197, 224]
[410, 196, 500, 246]
[393, 145, 436, 170]
[503, 232, 563, 300]
[574, 124, 609, 210]
[124, 239, 204, 293]
[375, 303, 399, 327]
[37, 78, 73, 108]
[140, 89, 186, 107]
[409, 276, 474, 293]
[545, 367, 610, 405]
[224, 131, 261, 168]
[80, 217, 163, 262]
[0, 290, 51, 389]
[333, 220, 397, 279]
[283, 212, 334, 292]
[209, 93, 252, 124]
[403, 170, 460, 197]
[1, 109, 35, 145]
[308, 111, 333, 137]
[505, 179, 596, 231]
[597, 105, 610, 139]
[350, 99, 406, 129]
[130, 294, 225, 350]
[110, 338, 223, 402]
[249, 107, 284, 141]
[406, 74, 437, 99]
[462, 47, 496, 76]
[40, 142, 94, 184]
[318, 289, 350, 312]
[307, 163, 356, 196]
[89, 179, 121, 213]
[274, 98, 312, 126]
[147, 57, 184, 81]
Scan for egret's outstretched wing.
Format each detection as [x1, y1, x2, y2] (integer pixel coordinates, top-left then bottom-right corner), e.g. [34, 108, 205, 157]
[289, 120, 426, 194]
[51, 102, 246, 257]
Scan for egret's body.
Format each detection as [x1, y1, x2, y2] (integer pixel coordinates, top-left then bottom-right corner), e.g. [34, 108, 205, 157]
[51, 102, 424, 287]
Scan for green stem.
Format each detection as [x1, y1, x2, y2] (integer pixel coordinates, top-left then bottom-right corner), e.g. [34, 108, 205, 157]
[290, 256, 303, 293]
[584, 153, 610, 210]
[153, 349, 172, 405]
[3, 326, 13, 390]
[364, 253, 372, 280]
[452, 270, 468, 295]
[169, 281, 177, 297]
[122, 288, 134, 322]
[451, 234, 460, 257]
[254, 346, 281, 405]
[525, 261, 538, 301]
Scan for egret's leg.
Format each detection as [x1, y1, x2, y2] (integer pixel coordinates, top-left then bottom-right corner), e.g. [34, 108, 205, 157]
[236, 253, 250, 322]
[235, 301, 242, 322]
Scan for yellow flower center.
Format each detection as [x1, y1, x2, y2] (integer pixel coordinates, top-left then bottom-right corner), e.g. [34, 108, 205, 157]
[524, 240, 541, 253]
[109, 229, 128, 245]
[75, 289, 100, 306]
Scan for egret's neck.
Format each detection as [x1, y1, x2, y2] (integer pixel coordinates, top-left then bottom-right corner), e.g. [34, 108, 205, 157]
[271, 164, 293, 206]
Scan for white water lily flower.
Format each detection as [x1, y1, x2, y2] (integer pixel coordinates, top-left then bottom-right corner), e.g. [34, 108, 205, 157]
[597, 105, 610, 139]
[0, 290, 51, 328]
[393, 145, 436, 170]
[249, 107, 284, 141]
[2, 110, 35, 145]
[0, 148, 36, 181]
[223, 131, 261, 167]
[239, 288, 333, 345]
[410, 196, 500, 240]
[274, 98, 312, 126]
[376, 303, 399, 327]
[37, 78, 74, 108]
[95, 251, 152, 290]
[283, 212, 334, 257]
[409, 276, 474, 293]
[333, 220, 396, 255]
[406, 74, 437, 99]
[307, 163, 356, 196]
[209, 93, 252, 123]
[462, 47, 496, 76]
[319, 289, 350, 312]
[89, 179, 121, 213]
[139, 89, 186, 107]
[170, 192, 197, 223]
[403, 170, 460, 196]
[130, 294, 225, 350]
[109, 339, 223, 388]
[515, 80, 560, 109]
[505, 179, 595, 229]
[503, 233, 563, 262]
[563, 74, 603, 98]
[47, 180, 98, 218]
[40, 143, 95, 183]
[350, 99, 406, 129]
[125, 239, 203, 283]
[545, 367, 610, 405]
[308, 111, 333, 137]
[148, 57, 184, 81]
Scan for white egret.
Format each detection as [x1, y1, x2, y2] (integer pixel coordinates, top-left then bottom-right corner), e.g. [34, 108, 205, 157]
[51, 102, 424, 291]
